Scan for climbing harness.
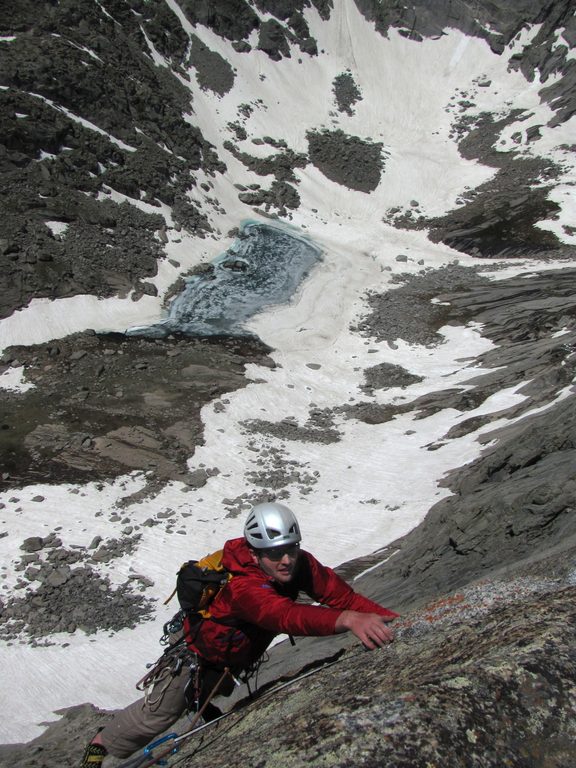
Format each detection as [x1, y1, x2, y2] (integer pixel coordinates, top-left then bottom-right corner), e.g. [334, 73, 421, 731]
[135, 632, 196, 709]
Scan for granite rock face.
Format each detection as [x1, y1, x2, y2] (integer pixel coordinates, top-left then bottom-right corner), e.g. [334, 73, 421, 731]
[185, 587, 576, 768]
[339, 265, 576, 613]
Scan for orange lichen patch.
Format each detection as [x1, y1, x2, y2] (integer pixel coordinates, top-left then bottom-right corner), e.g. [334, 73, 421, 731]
[425, 593, 466, 611]
[419, 593, 471, 623]
[395, 577, 563, 643]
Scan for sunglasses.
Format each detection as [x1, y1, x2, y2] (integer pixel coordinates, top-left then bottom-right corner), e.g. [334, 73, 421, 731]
[259, 544, 300, 561]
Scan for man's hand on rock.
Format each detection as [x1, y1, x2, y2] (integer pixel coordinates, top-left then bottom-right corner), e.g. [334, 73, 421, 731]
[335, 611, 395, 649]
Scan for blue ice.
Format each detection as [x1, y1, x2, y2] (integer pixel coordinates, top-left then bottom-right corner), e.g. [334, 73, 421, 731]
[129, 221, 322, 338]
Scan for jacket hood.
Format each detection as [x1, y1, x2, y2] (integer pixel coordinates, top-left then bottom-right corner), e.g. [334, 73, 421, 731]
[222, 537, 262, 577]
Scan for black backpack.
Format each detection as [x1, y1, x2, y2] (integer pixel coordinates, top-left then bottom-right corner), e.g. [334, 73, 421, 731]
[165, 549, 231, 618]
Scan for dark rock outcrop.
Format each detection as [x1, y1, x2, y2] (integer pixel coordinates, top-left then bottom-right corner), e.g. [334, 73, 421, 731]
[307, 129, 385, 192]
[427, 114, 567, 259]
[188, 35, 236, 95]
[0, 0, 222, 318]
[333, 71, 363, 115]
[342, 266, 576, 614]
[0, 333, 273, 489]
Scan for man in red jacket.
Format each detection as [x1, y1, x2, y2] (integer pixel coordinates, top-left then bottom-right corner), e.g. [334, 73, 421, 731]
[81, 503, 398, 766]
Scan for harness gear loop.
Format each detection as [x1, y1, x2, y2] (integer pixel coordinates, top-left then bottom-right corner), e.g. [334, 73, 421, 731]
[136, 639, 197, 709]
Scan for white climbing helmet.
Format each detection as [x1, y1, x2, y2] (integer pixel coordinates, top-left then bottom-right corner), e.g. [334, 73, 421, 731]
[244, 502, 302, 549]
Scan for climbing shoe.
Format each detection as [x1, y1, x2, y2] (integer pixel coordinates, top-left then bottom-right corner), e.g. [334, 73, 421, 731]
[80, 740, 108, 767]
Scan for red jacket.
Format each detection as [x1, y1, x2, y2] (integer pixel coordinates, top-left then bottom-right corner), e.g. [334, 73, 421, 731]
[185, 537, 398, 671]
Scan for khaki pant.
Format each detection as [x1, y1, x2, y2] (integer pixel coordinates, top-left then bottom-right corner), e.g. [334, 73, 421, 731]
[100, 659, 234, 759]
[100, 662, 192, 758]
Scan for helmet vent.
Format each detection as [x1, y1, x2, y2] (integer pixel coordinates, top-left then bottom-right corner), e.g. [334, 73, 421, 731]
[266, 528, 282, 539]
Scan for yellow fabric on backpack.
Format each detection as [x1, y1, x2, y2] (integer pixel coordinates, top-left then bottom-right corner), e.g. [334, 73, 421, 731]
[196, 549, 232, 617]
[197, 549, 225, 571]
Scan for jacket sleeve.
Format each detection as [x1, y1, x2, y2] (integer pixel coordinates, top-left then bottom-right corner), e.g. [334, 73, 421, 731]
[304, 552, 399, 620]
[225, 553, 398, 637]
[228, 577, 342, 636]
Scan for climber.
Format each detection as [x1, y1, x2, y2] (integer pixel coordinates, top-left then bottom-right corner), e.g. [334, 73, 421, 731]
[81, 502, 398, 766]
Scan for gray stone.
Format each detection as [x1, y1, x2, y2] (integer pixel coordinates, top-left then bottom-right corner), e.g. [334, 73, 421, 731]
[186, 469, 209, 488]
[46, 567, 71, 588]
[20, 537, 44, 553]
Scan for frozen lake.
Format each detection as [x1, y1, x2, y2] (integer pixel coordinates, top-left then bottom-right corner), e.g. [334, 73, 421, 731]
[129, 221, 322, 338]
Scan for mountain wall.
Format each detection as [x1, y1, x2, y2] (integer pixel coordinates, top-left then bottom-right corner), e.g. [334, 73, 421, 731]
[0, 0, 575, 765]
